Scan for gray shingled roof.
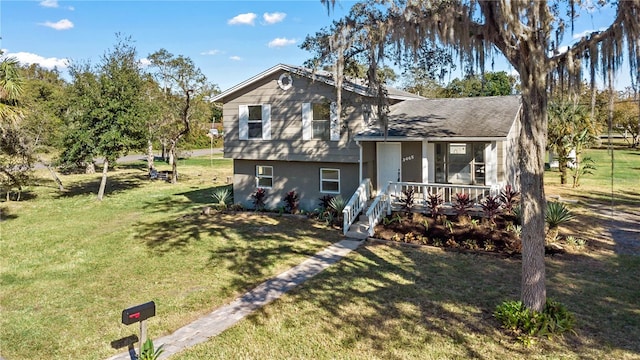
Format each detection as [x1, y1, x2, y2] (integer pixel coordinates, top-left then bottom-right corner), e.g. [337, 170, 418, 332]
[211, 63, 424, 103]
[356, 95, 522, 139]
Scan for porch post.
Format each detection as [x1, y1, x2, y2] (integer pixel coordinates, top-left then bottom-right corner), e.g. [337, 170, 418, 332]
[357, 141, 363, 183]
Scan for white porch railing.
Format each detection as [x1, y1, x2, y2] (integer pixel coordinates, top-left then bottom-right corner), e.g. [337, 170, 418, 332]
[342, 178, 373, 235]
[365, 182, 501, 237]
[385, 181, 499, 210]
[365, 193, 389, 237]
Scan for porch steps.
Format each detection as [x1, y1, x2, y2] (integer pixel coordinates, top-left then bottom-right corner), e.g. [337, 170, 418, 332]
[345, 215, 371, 240]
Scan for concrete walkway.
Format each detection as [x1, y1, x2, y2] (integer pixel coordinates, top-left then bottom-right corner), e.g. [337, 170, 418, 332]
[106, 239, 363, 360]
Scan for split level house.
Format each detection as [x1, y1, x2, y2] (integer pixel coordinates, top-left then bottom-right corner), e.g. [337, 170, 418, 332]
[211, 64, 522, 229]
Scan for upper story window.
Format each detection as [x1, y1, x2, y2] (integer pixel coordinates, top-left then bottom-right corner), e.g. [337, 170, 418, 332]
[239, 104, 271, 140]
[312, 103, 331, 140]
[302, 101, 339, 141]
[248, 106, 263, 139]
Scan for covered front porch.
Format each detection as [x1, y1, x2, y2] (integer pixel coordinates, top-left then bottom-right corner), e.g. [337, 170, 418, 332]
[342, 179, 501, 238]
[358, 139, 505, 193]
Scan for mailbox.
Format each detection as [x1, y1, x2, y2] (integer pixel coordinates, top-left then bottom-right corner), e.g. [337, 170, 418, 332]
[121, 301, 156, 325]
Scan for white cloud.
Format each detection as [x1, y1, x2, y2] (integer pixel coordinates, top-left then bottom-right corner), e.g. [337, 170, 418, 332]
[263, 12, 286, 24]
[68, 6, 75, 11]
[40, 19, 74, 30]
[200, 49, 221, 56]
[228, 13, 256, 26]
[40, 0, 58, 8]
[139, 58, 151, 67]
[268, 37, 296, 48]
[3, 51, 69, 69]
[229, 56, 242, 61]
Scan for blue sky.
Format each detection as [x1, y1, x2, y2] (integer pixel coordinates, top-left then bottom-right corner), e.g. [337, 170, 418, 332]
[0, 0, 633, 91]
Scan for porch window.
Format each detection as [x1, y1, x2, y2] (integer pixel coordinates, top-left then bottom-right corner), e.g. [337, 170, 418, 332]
[434, 142, 487, 185]
[256, 165, 273, 188]
[320, 168, 340, 193]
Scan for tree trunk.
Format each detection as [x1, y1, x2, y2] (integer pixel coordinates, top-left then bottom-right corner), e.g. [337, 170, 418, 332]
[169, 140, 178, 184]
[147, 139, 154, 171]
[518, 69, 548, 313]
[46, 164, 64, 191]
[558, 154, 567, 185]
[85, 162, 95, 174]
[97, 159, 109, 201]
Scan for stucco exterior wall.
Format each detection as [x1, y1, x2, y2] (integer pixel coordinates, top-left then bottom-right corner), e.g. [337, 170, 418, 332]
[233, 159, 360, 211]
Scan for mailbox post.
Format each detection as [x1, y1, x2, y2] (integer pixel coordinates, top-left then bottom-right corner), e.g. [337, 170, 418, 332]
[122, 301, 156, 357]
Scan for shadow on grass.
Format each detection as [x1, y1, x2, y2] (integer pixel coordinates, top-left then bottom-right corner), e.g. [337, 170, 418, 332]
[134, 208, 342, 291]
[0, 206, 19, 221]
[55, 171, 148, 198]
[247, 243, 640, 359]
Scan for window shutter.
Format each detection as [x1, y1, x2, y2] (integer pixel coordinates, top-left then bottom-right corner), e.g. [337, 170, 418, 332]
[302, 103, 312, 140]
[239, 105, 248, 140]
[262, 104, 271, 140]
[330, 101, 340, 141]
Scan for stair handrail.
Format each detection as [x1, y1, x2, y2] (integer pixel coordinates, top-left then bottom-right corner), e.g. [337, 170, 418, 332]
[365, 192, 389, 237]
[342, 178, 372, 235]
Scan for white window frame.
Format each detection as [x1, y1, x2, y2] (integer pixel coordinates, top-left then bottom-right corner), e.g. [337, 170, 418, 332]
[239, 104, 271, 140]
[302, 101, 337, 141]
[320, 168, 340, 194]
[256, 165, 273, 189]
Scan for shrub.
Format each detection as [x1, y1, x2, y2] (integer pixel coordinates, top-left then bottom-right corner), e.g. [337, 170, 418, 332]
[318, 194, 334, 210]
[453, 192, 473, 217]
[251, 188, 267, 211]
[500, 184, 520, 214]
[401, 187, 415, 211]
[328, 195, 347, 220]
[494, 299, 575, 345]
[282, 190, 300, 214]
[545, 201, 574, 229]
[211, 185, 233, 208]
[139, 339, 164, 360]
[426, 192, 443, 218]
[481, 194, 502, 222]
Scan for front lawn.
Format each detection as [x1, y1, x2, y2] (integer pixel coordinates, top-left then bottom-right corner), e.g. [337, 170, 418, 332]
[0, 154, 343, 359]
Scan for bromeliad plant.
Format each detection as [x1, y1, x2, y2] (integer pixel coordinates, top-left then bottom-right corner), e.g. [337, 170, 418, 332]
[482, 194, 502, 223]
[401, 187, 416, 211]
[251, 188, 267, 211]
[500, 184, 520, 215]
[453, 192, 473, 217]
[282, 190, 300, 214]
[426, 192, 443, 218]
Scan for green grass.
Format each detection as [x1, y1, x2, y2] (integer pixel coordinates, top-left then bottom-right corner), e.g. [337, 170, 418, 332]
[174, 244, 640, 359]
[0, 154, 343, 359]
[2, 147, 639, 359]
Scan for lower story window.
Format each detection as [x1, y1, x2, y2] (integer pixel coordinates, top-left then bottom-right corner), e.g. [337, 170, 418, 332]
[320, 168, 340, 193]
[256, 165, 273, 188]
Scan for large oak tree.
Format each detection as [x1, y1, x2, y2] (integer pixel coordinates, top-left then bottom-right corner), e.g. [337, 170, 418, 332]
[321, 0, 640, 311]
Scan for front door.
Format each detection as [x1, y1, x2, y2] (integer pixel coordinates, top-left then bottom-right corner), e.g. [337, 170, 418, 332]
[377, 142, 401, 192]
